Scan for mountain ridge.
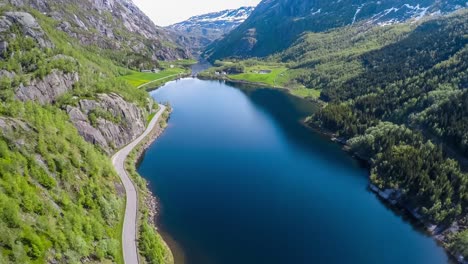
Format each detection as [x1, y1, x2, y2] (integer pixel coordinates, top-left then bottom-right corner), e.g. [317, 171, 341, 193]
[167, 6, 254, 55]
[204, 0, 467, 60]
[6, 0, 189, 66]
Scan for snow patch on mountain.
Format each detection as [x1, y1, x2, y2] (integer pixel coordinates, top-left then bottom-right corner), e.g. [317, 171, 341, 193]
[167, 6, 255, 55]
[169, 7, 255, 32]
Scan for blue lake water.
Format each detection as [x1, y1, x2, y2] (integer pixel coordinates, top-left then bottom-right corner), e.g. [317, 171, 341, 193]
[138, 78, 451, 264]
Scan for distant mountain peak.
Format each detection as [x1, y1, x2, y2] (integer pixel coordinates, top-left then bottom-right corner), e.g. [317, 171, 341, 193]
[167, 6, 255, 55]
[169, 6, 255, 32]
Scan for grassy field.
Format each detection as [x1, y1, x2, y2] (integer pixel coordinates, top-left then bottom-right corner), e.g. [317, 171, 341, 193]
[119, 59, 196, 88]
[290, 87, 321, 98]
[201, 60, 322, 99]
[120, 68, 186, 88]
[228, 66, 288, 87]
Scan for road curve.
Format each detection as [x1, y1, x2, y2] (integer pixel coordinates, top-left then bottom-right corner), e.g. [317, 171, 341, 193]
[112, 104, 166, 264]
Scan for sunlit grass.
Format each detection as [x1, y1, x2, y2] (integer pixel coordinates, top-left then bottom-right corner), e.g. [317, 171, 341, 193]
[228, 66, 287, 87]
[119, 68, 186, 88]
[290, 88, 321, 99]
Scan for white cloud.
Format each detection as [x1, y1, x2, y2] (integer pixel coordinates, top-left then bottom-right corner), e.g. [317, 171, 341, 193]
[132, 0, 261, 26]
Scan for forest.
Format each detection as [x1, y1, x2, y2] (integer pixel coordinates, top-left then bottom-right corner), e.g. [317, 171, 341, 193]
[307, 10, 468, 255]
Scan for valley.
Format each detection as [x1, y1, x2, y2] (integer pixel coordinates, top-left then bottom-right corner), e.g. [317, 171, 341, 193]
[0, 0, 466, 263]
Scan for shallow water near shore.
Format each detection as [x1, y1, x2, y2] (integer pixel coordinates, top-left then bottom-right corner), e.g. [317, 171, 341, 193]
[138, 78, 451, 264]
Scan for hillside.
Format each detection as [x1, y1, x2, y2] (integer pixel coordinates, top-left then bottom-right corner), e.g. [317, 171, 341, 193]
[308, 12, 468, 257]
[167, 6, 254, 55]
[0, 1, 183, 263]
[204, 0, 466, 60]
[201, 9, 468, 260]
[5, 0, 189, 68]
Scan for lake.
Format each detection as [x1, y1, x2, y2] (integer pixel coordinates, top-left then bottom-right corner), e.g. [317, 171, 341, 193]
[138, 78, 451, 264]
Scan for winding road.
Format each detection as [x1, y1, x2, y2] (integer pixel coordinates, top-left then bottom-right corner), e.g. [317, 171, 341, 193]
[112, 104, 166, 264]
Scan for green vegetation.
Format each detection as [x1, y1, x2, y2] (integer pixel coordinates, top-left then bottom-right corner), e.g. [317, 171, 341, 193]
[451, 229, 468, 258]
[119, 60, 195, 89]
[205, 9, 468, 256]
[348, 123, 466, 224]
[307, 11, 468, 255]
[200, 60, 319, 99]
[125, 108, 173, 264]
[229, 66, 287, 87]
[0, 4, 177, 263]
[289, 87, 321, 99]
[120, 68, 187, 88]
[0, 103, 124, 263]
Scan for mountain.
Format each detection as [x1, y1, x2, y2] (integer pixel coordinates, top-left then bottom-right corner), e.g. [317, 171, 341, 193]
[202, 9, 468, 259]
[167, 6, 254, 55]
[204, 0, 467, 60]
[0, 1, 181, 263]
[6, 0, 189, 67]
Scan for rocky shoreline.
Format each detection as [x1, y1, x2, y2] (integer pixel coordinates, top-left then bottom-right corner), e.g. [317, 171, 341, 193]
[200, 73, 467, 263]
[306, 122, 467, 264]
[130, 106, 170, 224]
[124, 105, 174, 263]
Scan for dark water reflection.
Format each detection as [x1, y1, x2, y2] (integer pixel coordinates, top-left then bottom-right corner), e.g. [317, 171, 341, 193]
[138, 78, 450, 264]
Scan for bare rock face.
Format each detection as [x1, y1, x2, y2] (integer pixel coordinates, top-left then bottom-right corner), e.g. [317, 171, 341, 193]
[15, 70, 79, 104]
[2, 12, 54, 49]
[0, 70, 15, 79]
[0, 117, 31, 149]
[66, 93, 146, 154]
[7, 0, 189, 62]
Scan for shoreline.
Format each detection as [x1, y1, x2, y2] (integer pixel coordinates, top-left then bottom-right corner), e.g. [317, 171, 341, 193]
[198, 74, 325, 105]
[201, 75, 464, 263]
[143, 73, 192, 92]
[112, 103, 167, 264]
[305, 121, 465, 264]
[123, 105, 178, 264]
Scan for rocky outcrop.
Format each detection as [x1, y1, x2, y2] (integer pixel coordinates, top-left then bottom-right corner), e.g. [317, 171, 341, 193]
[167, 6, 255, 55]
[0, 12, 53, 49]
[0, 70, 15, 79]
[0, 117, 31, 149]
[66, 93, 146, 154]
[7, 0, 189, 62]
[15, 70, 79, 104]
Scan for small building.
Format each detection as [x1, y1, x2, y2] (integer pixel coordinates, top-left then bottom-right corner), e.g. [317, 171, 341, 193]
[140, 69, 152, 73]
[221, 71, 227, 75]
[170, 65, 175, 68]
[152, 68, 160, 73]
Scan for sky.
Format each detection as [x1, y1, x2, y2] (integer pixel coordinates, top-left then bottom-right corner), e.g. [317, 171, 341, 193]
[132, 0, 261, 26]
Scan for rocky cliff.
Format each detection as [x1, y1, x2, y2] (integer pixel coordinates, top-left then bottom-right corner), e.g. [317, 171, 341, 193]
[167, 6, 254, 55]
[7, 0, 190, 65]
[0, 7, 157, 154]
[0, 2, 171, 262]
[15, 70, 79, 104]
[66, 93, 148, 154]
[0, 11, 53, 50]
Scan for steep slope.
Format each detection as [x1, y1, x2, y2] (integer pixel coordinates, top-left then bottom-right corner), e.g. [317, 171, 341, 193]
[6, 0, 189, 67]
[300, 11, 468, 259]
[202, 9, 468, 260]
[167, 6, 254, 55]
[0, 2, 175, 263]
[204, 0, 466, 60]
